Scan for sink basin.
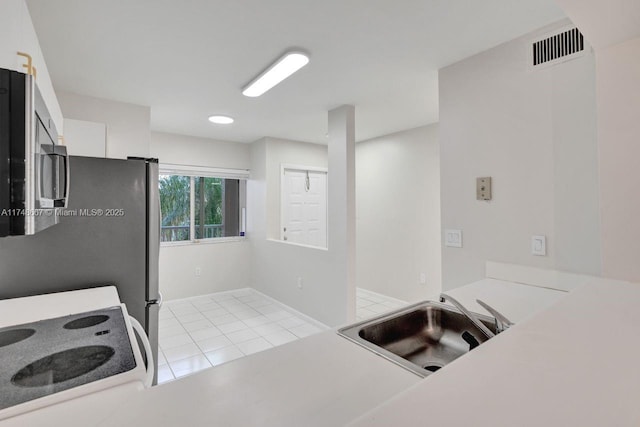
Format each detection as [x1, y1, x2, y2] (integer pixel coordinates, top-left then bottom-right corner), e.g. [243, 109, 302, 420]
[338, 301, 497, 377]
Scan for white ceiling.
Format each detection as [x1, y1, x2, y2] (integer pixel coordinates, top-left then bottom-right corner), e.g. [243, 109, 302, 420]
[554, 0, 640, 50]
[26, 0, 565, 144]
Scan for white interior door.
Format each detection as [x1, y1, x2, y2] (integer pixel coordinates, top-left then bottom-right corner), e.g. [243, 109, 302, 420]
[282, 168, 327, 248]
[282, 170, 306, 244]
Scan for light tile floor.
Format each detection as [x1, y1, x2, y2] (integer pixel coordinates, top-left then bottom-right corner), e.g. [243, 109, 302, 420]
[356, 288, 408, 320]
[157, 287, 408, 384]
[157, 288, 327, 384]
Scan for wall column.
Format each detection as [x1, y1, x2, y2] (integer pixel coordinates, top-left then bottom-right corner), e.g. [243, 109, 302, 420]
[328, 105, 356, 322]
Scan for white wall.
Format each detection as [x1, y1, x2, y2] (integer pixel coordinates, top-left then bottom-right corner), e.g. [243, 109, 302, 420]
[593, 38, 640, 282]
[249, 137, 352, 326]
[151, 131, 250, 170]
[248, 138, 335, 324]
[356, 124, 441, 302]
[150, 131, 252, 300]
[551, 53, 601, 275]
[159, 242, 250, 301]
[0, 0, 63, 132]
[57, 91, 150, 159]
[555, 0, 640, 283]
[439, 20, 601, 290]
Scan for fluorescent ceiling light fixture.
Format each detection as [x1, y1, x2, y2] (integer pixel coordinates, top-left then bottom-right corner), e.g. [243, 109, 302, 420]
[208, 115, 234, 124]
[242, 51, 309, 97]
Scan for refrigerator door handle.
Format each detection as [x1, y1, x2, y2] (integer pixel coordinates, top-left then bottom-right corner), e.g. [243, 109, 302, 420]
[147, 292, 163, 308]
[158, 191, 162, 243]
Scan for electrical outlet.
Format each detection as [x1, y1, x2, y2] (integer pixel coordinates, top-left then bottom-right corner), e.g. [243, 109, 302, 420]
[419, 273, 427, 285]
[195, 267, 202, 277]
[297, 277, 303, 290]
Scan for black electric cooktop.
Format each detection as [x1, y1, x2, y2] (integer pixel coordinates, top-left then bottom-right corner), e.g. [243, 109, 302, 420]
[0, 306, 136, 410]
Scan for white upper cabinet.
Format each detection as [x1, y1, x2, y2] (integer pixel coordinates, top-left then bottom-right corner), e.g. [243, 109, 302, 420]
[0, 0, 63, 135]
[63, 119, 107, 158]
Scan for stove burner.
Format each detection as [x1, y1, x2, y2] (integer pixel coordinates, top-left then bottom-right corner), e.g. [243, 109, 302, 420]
[0, 329, 36, 348]
[63, 315, 109, 330]
[11, 345, 115, 387]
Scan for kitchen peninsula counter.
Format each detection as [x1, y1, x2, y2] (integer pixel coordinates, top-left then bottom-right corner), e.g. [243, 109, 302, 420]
[3, 277, 639, 426]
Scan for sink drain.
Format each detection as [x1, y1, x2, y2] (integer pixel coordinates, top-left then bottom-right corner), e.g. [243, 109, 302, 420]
[423, 364, 442, 373]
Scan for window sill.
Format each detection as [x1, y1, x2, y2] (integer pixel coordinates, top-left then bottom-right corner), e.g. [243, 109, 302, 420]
[161, 236, 247, 247]
[266, 238, 328, 252]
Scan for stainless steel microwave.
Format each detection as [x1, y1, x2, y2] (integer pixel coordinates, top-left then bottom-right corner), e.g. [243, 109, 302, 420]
[0, 68, 69, 237]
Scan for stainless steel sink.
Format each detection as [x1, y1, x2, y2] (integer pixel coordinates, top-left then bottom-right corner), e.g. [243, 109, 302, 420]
[338, 301, 497, 377]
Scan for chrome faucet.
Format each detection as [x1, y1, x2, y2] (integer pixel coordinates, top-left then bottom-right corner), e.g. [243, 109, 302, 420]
[439, 293, 515, 338]
[439, 293, 495, 339]
[475, 299, 514, 334]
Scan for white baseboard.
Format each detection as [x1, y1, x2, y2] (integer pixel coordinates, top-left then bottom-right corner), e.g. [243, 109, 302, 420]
[356, 287, 408, 305]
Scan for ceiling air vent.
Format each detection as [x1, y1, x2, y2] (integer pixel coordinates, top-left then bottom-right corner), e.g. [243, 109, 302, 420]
[532, 27, 586, 68]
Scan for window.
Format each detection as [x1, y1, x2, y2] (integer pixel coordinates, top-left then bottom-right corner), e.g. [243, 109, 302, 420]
[159, 165, 248, 243]
[159, 175, 191, 242]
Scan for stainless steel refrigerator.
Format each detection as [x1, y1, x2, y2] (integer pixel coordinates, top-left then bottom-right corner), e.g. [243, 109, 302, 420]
[0, 156, 160, 384]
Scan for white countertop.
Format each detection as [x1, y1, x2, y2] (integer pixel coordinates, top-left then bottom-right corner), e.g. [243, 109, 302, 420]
[5, 277, 639, 427]
[5, 331, 420, 427]
[443, 278, 567, 323]
[103, 332, 421, 427]
[349, 278, 640, 426]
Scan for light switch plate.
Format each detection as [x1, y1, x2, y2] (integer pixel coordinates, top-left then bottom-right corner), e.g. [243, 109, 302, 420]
[476, 177, 492, 201]
[444, 229, 463, 248]
[531, 235, 546, 256]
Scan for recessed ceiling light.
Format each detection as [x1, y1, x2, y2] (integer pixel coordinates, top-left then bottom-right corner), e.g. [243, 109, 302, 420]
[208, 115, 234, 124]
[242, 51, 310, 97]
